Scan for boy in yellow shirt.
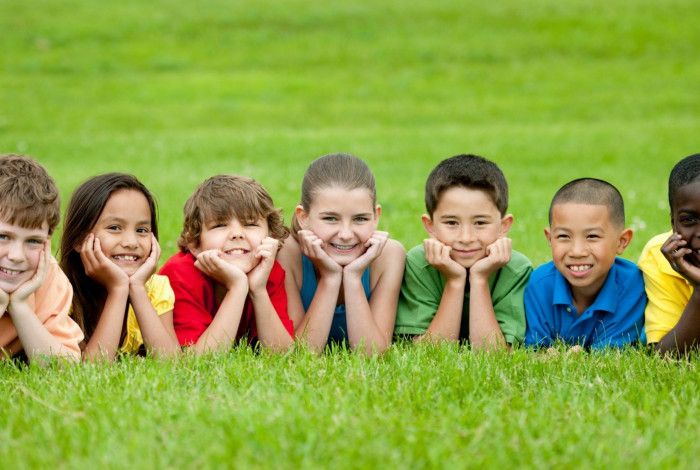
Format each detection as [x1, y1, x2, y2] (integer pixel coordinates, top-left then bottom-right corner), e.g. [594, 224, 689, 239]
[638, 153, 700, 353]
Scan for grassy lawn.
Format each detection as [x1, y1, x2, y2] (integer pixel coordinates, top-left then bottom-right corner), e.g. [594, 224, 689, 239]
[1, 0, 700, 467]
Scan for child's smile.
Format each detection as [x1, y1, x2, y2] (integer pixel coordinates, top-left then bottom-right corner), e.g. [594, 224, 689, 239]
[0, 220, 48, 294]
[671, 180, 700, 267]
[196, 216, 269, 273]
[92, 189, 153, 276]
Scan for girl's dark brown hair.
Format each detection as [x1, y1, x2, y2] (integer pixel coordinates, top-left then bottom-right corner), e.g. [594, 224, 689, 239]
[59, 173, 158, 341]
[291, 153, 377, 237]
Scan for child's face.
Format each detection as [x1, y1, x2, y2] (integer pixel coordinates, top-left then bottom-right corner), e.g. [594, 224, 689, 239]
[671, 180, 700, 267]
[422, 187, 511, 269]
[92, 189, 153, 276]
[546, 203, 631, 299]
[298, 186, 380, 267]
[0, 219, 50, 294]
[194, 214, 270, 273]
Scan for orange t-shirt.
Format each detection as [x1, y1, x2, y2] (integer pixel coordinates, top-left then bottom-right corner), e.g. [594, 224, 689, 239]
[0, 255, 83, 359]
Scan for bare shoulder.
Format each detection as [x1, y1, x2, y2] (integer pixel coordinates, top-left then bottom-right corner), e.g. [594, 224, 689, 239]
[373, 238, 406, 274]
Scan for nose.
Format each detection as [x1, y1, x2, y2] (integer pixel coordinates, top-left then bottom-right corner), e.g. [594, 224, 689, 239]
[7, 240, 26, 263]
[458, 225, 475, 244]
[228, 221, 244, 239]
[338, 222, 353, 240]
[570, 237, 588, 257]
[120, 231, 139, 248]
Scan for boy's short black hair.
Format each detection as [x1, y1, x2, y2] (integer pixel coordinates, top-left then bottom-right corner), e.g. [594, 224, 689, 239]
[549, 178, 625, 227]
[425, 154, 508, 216]
[668, 154, 700, 210]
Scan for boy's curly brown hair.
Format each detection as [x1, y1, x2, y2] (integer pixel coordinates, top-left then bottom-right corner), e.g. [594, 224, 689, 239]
[0, 154, 61, 233]
[178, 175, 289, 252]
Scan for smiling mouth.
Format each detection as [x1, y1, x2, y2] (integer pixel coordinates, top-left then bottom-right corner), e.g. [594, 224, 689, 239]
[330, 243, 358, 252]
[223, 248, 250, 255]
[0, 266, 24, 276]
[567, 264, 592, 276]
[112, 255, 140, 263]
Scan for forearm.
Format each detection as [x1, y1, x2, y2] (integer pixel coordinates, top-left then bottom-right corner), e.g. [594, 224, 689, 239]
[468, 277, 506, 351]
[343, 275, 389, 355]
[83, 287, 130, 361]
[8, 303, 79, 363]
[657, 289, 700, 354]
[249, 290, 293, 352]
[418, 277, 466, 342]
[192, 284, 248, 354]
[295, 274, 342, 353]
[129, 285, 180, 357]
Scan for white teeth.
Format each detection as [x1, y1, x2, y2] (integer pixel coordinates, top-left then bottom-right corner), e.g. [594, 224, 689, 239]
[332, 244, 356, 251]
[0, 266, 22, 276]
[570, 265, 592, 272]
[113, 255, 138, 262]
[226, 249, 247, 255]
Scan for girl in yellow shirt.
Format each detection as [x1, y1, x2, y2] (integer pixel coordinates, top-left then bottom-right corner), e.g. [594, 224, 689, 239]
[60, 174, 180, 360]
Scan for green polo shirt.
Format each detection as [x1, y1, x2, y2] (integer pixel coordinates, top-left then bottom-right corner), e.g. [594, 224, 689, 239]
[395, 245, 532, 344]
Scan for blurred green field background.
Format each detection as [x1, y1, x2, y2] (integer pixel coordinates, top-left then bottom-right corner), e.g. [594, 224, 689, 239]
[2, 0, 698, 264]
[2, 1, 700, 468]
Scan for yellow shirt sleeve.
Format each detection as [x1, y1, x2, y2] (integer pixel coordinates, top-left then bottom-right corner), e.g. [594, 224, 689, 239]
[120, 274, 175, 354]
[638, 232, 693, 344]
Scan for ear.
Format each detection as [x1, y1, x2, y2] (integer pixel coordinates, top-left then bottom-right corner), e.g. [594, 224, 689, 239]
[295, 204, 310, 230]
[421, 214, 435, 237]
[374, 204, 382, 221]
[544, 227, 552, 246]
[616, 228, 633, 254]
[499, 214, 514, 237]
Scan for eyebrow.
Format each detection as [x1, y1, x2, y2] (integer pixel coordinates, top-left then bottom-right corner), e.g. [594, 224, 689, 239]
[101, 216, 151, 225]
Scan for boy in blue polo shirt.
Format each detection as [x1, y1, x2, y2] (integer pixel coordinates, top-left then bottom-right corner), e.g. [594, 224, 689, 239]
[524, 178, 646, 349]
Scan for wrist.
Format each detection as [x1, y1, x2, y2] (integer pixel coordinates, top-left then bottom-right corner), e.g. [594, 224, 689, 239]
[468, 270, 490, 285]
[107, 284, 130, 296]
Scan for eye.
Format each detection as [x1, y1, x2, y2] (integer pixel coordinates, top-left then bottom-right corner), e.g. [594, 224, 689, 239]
[587, 234, 601, 240]
[353, 216, 370, 223]
[556, 234, 570, 240]
[107, 225, 121, 231]
[245, 221, 260, 227]
[474, 220, 489, 227]
[0, 234, 8, 241]
[322, 216, 338, 222]
[442, 220, 459, 227]
[136, 227, 151, 234]
[27, 238, 44, 246]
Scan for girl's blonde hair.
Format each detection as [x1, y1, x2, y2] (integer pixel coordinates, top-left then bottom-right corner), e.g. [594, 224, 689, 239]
[291, 153, 376, 236]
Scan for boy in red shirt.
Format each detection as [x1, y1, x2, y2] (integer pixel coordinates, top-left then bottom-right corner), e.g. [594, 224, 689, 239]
[160, 175, 294, 353]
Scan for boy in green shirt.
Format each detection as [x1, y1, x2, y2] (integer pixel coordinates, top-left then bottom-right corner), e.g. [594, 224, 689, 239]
[395, 154, 532, 349]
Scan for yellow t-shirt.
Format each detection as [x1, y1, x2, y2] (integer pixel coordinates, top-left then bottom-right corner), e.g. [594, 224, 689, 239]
[638, 231, 694, 344]
[120, 274, 175, 354]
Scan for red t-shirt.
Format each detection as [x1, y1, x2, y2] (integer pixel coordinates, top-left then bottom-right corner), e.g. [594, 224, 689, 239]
[159, 251, 294, 346]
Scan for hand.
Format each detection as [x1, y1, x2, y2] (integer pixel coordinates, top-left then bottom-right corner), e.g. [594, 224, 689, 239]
[423, 238, 466, 281]
[344, 231, 388, 277]
[469, 237, 512, 282]
[80, 234, 129, 291]
[130, 234, 160, 287]
[297, 229, 342, 277]
[194, 249, 248, 290]
[10, 241, 50, 304]
[0, 286, 10, 319]
[247, 237, 280, 294]
[661, 233, 700, 286]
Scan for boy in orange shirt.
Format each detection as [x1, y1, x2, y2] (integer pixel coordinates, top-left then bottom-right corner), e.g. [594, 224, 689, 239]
[0, 154, 83, 362]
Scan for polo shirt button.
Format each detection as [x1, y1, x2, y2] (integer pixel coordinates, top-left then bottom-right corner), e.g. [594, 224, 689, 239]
[566, 307, 572, 313]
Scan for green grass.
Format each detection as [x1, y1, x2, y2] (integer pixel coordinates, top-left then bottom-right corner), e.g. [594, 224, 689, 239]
[2, 0, 700, 467]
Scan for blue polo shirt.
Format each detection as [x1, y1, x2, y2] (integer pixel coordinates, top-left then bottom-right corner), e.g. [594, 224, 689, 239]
[524, 258, 646, 349]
